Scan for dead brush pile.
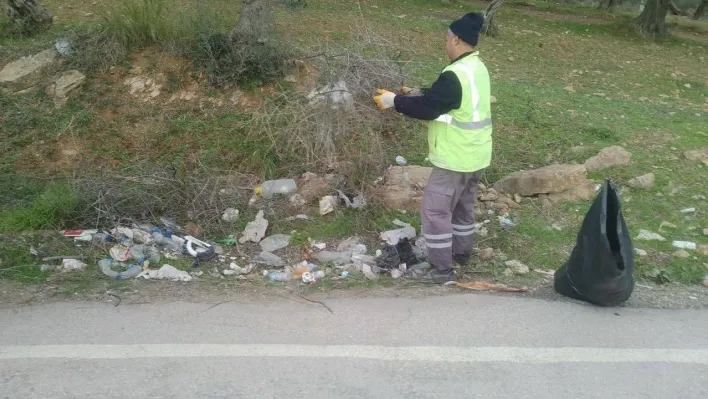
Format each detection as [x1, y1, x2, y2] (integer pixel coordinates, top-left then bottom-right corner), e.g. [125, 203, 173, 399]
[253, 26, 422, 187]
[69, 166, 258, 235]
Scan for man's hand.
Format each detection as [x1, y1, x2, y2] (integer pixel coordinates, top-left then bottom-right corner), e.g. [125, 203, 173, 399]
[373, 89, 396, 111]
[400, 86, 422, 96]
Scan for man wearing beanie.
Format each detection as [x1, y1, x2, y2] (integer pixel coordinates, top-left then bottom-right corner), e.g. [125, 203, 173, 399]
[374, 12, 492, 283]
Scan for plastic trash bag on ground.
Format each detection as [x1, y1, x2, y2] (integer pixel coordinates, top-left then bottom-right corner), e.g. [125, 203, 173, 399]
[554, 180, 635, 306]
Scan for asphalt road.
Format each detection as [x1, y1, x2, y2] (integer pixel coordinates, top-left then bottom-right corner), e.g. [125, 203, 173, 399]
[2, 293, 707, 398]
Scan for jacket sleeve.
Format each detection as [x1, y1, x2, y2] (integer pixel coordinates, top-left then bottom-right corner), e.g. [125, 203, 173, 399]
[393, 71, 462, 121]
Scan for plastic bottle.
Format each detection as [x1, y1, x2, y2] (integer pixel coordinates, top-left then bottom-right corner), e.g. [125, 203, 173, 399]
[92, 233, 114, 243]
[267, 271, 292, 282]
[152, 231, 182, 252]
[131, 245, 147, 263]
[255, 179, 297, 199]
[98, 259, 142, 280]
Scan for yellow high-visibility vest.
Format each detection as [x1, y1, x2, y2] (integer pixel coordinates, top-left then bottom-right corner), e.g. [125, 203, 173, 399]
[427, 52, 493, 173]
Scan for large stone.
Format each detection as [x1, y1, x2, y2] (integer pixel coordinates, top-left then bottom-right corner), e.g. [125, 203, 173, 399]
[684, 147, 708, 166]
[584, 146, 632, 171]
[493, 164, 587, 196]
[541, 181, 597, 203]
[627, 173, 655, 189]
[379, 166, 432, 210]
[297, 176, 335, 204]
[46, 70, 85, 107]
[0, 49, 58, 93]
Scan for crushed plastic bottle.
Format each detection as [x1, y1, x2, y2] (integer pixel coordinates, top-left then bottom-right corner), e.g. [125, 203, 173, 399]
[98, 259, 142, 280]
[395, 156, 407, 166]
[255, 179, 297, 199]
[267, 271, 292, 282]
[92, 232, 114, 243]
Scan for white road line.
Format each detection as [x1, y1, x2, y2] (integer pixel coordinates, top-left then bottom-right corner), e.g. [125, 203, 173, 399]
[2, 345, 708, 364]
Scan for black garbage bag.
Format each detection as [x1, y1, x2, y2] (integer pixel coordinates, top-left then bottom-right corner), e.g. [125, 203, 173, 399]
[554, 180, 635, 306]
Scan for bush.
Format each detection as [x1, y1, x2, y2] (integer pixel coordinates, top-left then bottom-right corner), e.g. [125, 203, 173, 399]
[189, 33, 288, 87]
[0, 182, 77, 232]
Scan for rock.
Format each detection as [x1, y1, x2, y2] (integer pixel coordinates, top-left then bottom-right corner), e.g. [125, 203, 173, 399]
[627, 173, 655, 189]
[698, 245, 708, 256]
[564, 85, 575, 93]
[490, 96, 497, 103]
[493, 164, 587, 196]
[478, 247, 494, 261]
[660, 221, 677, 230]
[673, 249, 691, 259]
[46, 70, 85, 107]
[541, 181, 597, 203]
[634, 248, 648, 256]
[0, 49, 58, 93]
[684, 147, 708, 166]
[636, 229, 666, 241]
[505, 260, 529, 275]
[297, 176, 335, 204]
[703, 228, 708, 236]
[584, 146, 632, 171]
[513, 193, 523, 203]
[379, 166, 432, 210]
[479, 193, 498, 202]
[239, 210, 268, 244]
[221, 208, 240, 222]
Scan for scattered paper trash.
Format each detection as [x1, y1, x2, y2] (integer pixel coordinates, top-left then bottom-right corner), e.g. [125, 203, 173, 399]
[222, 208, 240, 222]
[380, 220, 416, 245]
[137, 264, 192, 282]
[109, 245, 131, 262]
[362, 264, 378, 280]
[680, 207, 696, 214]
[239, 210, 269, 244]
[319, 195, 337, 215]
[498, 216, 516, 228]
[259, 234, 291, 253]
[336, 189, 365, 209]
[62, 259, 87, 271]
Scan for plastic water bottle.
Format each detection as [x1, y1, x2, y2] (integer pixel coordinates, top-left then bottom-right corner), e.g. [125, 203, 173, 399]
[92, 233, 113, 243]
[267, 271, 292, 282]
[255, 179, 297, 199]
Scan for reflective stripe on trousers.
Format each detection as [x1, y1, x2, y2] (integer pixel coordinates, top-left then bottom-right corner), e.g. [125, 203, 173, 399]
[421, 167, 481, 272]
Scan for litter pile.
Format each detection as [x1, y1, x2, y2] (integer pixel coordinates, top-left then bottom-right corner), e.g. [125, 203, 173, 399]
[58, 218, 216, 281]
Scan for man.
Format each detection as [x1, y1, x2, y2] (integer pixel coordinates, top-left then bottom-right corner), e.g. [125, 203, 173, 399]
[374, 12, 493, 283]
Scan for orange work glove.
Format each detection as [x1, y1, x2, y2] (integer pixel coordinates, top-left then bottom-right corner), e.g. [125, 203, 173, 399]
[373, 89, 396, 111]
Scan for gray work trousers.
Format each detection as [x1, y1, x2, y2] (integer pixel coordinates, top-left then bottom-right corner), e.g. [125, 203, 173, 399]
[421, 166, 481, 272]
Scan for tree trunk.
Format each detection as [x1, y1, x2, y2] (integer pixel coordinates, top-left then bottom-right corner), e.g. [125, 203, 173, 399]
[230, 0, 271, 43]
[7, 0, 53, 31]
[668, 0, 682, 15]
[632, 0, 670, 38]
[599, 0, 618, 12]
[482, 0, 505, 37]
[693, 0, 706, 19]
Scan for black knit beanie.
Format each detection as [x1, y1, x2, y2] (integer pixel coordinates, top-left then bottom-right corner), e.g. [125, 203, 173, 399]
[449, 12, 484, 47]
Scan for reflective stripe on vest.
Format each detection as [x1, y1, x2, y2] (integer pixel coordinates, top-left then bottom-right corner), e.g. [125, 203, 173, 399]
[434, 61, 491, 129]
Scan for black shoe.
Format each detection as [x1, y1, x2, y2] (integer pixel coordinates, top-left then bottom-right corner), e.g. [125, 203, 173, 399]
[422, 269, 456, 284]
[453, 253, 470, 265]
